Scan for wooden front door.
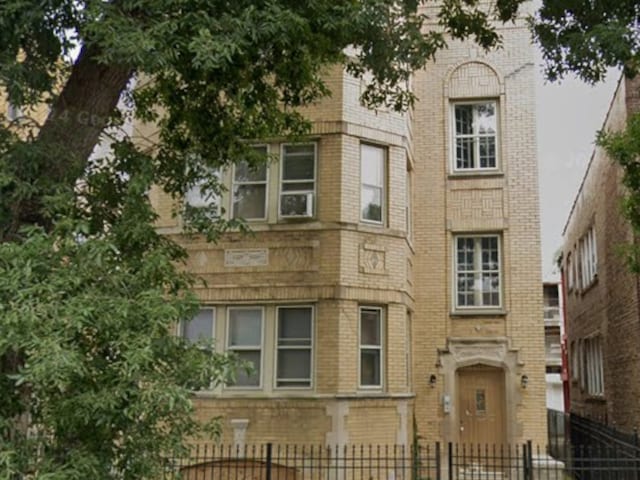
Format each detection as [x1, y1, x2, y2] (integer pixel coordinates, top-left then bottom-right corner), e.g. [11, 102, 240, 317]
[457, 365, 506, 446]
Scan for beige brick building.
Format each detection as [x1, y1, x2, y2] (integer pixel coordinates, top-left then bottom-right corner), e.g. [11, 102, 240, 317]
[145, 3, 546, 447]
[562, 75, 640, 432]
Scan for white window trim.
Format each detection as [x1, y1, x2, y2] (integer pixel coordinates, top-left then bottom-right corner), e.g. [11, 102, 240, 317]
[184, 165, 223, 217]
[7, 102, 22, 122]
[225, 306, 265, 390]
[231, 144, 269, 221]
[360, 143, 386, 226]
[584, 335, 604, 397]
[567, 252, 574, 291]
[453, 234, 503, 310]
[570, 340, 578, 381]
[278, 143, 317, 219]
[358, 306, 384, 390]
[179, 307, 216, 346]
[273, 305, 314, 390]
[406, 165, 412, 239]
[450, 100, 500, 173]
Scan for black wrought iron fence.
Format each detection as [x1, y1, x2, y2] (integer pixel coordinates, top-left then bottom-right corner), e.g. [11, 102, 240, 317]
[547, 409, 640, 480]
[164, 441, 640, 480]
[164, 443, 440, 480]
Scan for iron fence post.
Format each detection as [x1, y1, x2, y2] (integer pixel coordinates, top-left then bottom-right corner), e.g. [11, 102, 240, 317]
[435, 442, 441, 480]
[527, 440, 533, 480]
[634, 428, 639, 480]
[266, 442, 272, 480]
[447, 442, 453, 480]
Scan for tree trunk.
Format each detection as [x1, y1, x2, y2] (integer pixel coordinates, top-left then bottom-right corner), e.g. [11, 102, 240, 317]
[1, 45, 134, 435]
[5, 44, 133, 238]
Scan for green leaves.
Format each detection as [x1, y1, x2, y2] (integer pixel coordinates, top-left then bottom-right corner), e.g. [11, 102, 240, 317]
[598, 112, 640, 272]
[533, 0, 640, 83]
[0, 223, 239, 478]
[0, 0, 537, 477]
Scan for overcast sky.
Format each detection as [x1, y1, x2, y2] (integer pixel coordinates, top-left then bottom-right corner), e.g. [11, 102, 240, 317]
[536, 64, 620, 281]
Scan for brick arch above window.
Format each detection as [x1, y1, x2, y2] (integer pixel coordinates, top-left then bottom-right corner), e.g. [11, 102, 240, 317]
[446, 61, 503, 99]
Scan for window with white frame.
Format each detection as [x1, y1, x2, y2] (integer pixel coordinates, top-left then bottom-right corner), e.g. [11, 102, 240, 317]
[566, 252, 574, 291]
[579, 227, 597, 288]
[181, 308, 215, 345]
[280, 144, 316, 217]
[455, 235, 501, 308]
[361, 144, 386, 223]
[578, 339, 586, 391]
[406, 164, 412, 238]
[359, 307, 383, 388]
[227, 307, 263, 387]
[405, 310, 412, 389]
[232, 146, 268, 220]
[452, 101, 498, 171]
[570, 340, 578, 380]
[7, 102, 22, 121]
[185, 167, 221, 216]
[582, 336, 604, 396]
[276, 306, 313, 388]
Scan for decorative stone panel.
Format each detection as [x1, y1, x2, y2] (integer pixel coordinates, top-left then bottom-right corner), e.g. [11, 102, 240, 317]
[447, 61, 502, 98]
[359, 243, 387, 275]
[224, 249, 269, 267]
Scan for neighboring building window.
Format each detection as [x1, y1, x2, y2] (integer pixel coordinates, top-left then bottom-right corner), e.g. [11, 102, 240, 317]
[584, 336, 604, 396]
[227, 307, 263, 387]
[566, 252, 574, 291]
[232, 146, 268, 220]
[578, 339, 587, 390]
[360, 144, 386, 223]
[455, 235, 501, 308]
[280, 144, 316, 217]
[452, 101, 498, 171]
[276, 306, 313, 388]
[359, 307, 383, 388]
[579, 226, 597, 288]
[570, 340, 578, 381]
[181, 308, 215, 345]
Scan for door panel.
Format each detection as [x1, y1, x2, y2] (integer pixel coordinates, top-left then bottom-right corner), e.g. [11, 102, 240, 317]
[457, 365, 506, 446]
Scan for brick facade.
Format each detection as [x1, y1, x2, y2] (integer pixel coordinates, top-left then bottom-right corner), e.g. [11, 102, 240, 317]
[562, 76, 640, 432]
[40, 4, 546, 447]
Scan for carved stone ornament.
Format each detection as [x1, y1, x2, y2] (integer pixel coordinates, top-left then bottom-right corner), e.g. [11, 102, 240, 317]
[224, 248, 269, 267]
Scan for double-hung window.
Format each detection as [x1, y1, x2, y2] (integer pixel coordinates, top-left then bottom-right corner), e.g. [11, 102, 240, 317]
[453, 102, 498, 171]
[181, 308, 215, 345]
[232, 146, 268, 220]
[185, 167, 221, 216]
[227, 307, 263, 387]
[361, 144, 385, 223]
[280, 144, 316, 217]
[359, 307, 383, 388]
[584, 336, 604, 396]
[276, 306, 313, 388]
[455, 235, 501, 308]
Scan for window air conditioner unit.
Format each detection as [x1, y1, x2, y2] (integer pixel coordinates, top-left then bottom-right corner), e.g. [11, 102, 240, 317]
[280, 192, 314, 218]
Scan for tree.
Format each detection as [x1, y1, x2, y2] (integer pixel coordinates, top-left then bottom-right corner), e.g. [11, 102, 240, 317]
[530, 0, 640, 270]
[1, 1, 525, 477]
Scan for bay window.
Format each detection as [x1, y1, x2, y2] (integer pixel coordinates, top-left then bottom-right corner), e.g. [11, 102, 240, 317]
[359, 307, 383, 388]
[227, 307, 263, 387]
[276, 306, 313, 388]
[361, 144, 385, 223]
[232, 146, 268, 220]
